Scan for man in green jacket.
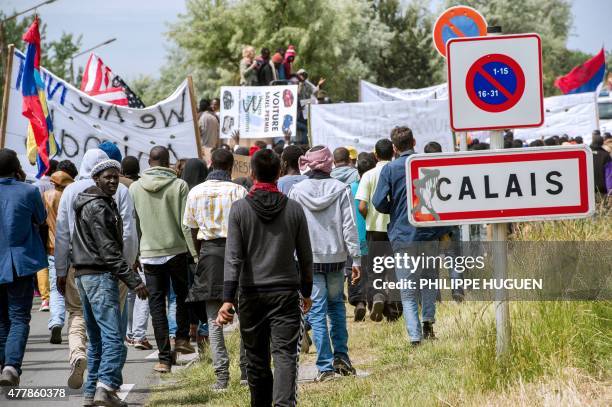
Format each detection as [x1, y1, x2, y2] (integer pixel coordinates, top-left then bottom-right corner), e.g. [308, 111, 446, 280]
[129, 146, 197, 373]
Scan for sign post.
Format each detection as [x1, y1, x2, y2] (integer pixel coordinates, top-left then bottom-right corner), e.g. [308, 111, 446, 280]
[0, 44, 14, 149]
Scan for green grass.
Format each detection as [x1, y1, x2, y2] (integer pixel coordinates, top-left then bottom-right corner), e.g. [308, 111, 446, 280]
[148, 205, 611, 406]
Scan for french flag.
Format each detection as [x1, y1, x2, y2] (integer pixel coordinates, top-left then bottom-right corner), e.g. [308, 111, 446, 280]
[554, 48, 606, 94]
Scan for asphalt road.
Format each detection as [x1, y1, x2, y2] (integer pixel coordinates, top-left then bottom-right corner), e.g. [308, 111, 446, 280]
[1, 297, 197, 407]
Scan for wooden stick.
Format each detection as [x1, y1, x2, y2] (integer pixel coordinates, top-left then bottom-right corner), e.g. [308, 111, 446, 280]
[187, 75, 202, 159]
[0, 44, 15, 149]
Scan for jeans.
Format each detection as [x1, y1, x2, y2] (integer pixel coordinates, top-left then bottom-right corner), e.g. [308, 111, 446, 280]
[239, 291, 303, 407]
[76, 273, 126, 396]
[127, 270, 149, 341]
[47, 256, 66, 329]
[167, 282, 177, 338]
[0, 274, 34, 375]
[310, 266, 349, 373]
[143, 254, 190, 365]
[394, 250, 438, 342]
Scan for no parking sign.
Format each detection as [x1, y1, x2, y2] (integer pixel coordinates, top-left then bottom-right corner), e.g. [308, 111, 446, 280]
[447, 34, 544, 131]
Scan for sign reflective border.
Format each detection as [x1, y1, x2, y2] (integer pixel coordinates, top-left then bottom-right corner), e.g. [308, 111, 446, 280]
[406, 146, 595, 226]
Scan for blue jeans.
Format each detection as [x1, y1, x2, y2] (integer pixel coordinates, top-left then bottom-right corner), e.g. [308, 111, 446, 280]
[394, 251, 437, 342]
[310, 266, 349, 373]
[76, 273, 126, 396]
[127, 270, 149, 341]
[167, 282, 177, 338]
[47, 256, 66, 329]
[0, 275, 34, 375]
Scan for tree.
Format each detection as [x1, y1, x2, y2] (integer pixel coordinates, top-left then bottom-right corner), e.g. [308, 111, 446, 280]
[372, 0, 440, 90]
[42, 32, 82, 81]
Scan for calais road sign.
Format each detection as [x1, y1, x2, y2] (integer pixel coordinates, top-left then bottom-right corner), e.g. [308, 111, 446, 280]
[406, 146, 594, 226]
[433, 5, 487, 58]
[447, 34, 544, 131]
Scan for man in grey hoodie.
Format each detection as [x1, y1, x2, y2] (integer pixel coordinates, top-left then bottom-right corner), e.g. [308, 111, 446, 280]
[330, 147, 359, 185]
[288, 146, 361, 382]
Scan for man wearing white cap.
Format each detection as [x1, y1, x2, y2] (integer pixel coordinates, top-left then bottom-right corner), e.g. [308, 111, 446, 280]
[71, 159, 148, 407]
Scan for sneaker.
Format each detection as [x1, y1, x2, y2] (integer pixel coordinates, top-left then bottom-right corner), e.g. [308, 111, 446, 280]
[333, 357, 356, 376]
[68, 357, 86, 389]
[354, 302, 366, 322]
[39, 299, 50, 312]
[174, 338, 195, 354]
[82, 395, 95, 407]
[50, 325, 62, 344]
[423, 321, 436, 340]
[411, 341, 421, 347]
[211, 378, 228, 392]
[0, 367, 19, 386]
[300, 332, 312, 354]
[133, 339, 153, 351]
[93, 386, 127, 407]
[314, 370, 337, 382]
[370, 294, 385, 322]
[125, 336, 134, 346]
[153, 363, 171, 373]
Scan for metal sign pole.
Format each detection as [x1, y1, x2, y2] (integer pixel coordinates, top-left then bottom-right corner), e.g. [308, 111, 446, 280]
[458, 131, 470, 242]
[487, 25, 511, 358]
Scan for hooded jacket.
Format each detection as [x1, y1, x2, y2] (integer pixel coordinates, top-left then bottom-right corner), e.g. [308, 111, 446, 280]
[223, 190, 313, 302]
[70, 186, 142, 290]
[129, 167, 196, 258]
[54, 149, 138, 277]
[288, 177, 361, 266]
[330, 165, 359, 185]
[43, 171, 74, 255]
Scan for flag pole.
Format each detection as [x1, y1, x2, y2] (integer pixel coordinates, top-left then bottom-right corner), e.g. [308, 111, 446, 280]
[187, 75, 203, 159]
[0, 44, 15, 149]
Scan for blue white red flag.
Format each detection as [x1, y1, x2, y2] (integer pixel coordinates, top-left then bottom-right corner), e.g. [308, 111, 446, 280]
[554, 48, 606, 94]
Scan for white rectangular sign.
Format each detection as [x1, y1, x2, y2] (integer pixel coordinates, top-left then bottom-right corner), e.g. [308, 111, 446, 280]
[447, 34, 544, 131]
[3, 49, 199, 177]
[219, 85, 298, 139]
[310, 99, 454, 153]
[406, 146, 594, 226]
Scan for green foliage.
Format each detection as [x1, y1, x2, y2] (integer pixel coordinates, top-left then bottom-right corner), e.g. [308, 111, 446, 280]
[41, 32, 82, 80]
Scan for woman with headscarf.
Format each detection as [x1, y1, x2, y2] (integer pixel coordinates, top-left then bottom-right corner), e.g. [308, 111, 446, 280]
[179, 158, 209, 347]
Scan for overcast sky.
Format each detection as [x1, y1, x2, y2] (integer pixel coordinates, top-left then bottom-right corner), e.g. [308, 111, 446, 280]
[2, 0, 610, 81]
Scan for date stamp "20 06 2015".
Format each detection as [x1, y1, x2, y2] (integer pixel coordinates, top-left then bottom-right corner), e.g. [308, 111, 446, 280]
[3, 387, 69, 401]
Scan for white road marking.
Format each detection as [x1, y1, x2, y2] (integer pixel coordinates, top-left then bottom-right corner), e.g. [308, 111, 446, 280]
[117, 383, 135, 401]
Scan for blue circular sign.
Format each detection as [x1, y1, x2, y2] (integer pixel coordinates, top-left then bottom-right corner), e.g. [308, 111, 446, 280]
[466, 54, 526, 113]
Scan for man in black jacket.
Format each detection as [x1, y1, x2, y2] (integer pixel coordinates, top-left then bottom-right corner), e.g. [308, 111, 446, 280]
[217, 149, 313, 407]
[71, 160, 148, 407]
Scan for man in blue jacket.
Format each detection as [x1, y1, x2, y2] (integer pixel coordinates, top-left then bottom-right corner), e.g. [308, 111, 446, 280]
[0, 148, 48, 386]
[372, 128, 446, 345]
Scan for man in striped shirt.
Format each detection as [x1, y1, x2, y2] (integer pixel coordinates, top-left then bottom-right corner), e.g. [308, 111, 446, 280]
[183, 149, 247, 391]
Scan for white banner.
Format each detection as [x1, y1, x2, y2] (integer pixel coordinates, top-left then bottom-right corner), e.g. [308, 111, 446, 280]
[359, 80, 448, 102]
[514, 92, 598, 144]
[4, 49, 199, 177]
[310, 99, 454, 154]
[219, 85, 298, 139]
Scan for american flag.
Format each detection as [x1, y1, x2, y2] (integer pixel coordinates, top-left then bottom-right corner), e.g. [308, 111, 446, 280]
[80, 53, 145, 108]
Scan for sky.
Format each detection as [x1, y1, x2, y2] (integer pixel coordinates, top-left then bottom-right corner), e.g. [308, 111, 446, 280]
[1, 0, 610, 81]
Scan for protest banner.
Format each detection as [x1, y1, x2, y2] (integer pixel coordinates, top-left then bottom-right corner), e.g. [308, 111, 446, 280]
[1, 48, 200, 177]
[219, 85, 298, 139]
[232, 154, 251, 179]
[514, 92, 598, 143]
[310, 99, 454, 153]
[359, 80, 448, 102]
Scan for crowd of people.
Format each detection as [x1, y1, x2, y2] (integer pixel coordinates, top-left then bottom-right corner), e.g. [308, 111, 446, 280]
[1, 117, 611, 406]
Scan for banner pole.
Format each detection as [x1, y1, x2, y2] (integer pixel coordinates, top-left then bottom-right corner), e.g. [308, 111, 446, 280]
[187, 75, 203, 159]
[307, 101, 313, 147]
[0, 44, 15, 149]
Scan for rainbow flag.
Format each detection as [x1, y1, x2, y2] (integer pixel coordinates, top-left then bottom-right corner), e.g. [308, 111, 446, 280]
[21, 17, 59, 178]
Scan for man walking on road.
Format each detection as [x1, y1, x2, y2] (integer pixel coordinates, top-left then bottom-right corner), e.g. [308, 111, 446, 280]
[55, 148, 138, 390]
[71, 159, 148, 407]
[217, 149, 313, 405]
[289, 146, 361, 382]
[129, 146, 197, 373]
[183, 148, 248, 390]
[0, 149, 48, 386]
